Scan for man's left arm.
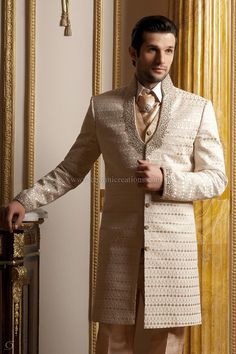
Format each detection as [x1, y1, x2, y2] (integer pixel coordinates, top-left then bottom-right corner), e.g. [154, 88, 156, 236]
[161, 100, 228, 201]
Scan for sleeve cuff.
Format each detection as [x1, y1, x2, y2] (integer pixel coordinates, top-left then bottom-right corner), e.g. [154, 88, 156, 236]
[13, 193, 33, 213]
[158, 167, 175, 200]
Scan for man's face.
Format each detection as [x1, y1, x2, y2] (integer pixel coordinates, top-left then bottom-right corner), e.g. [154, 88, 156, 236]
[129, 31, 176, 88]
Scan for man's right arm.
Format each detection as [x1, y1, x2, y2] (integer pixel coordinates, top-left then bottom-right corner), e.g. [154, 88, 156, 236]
[4, 98, 101, 231]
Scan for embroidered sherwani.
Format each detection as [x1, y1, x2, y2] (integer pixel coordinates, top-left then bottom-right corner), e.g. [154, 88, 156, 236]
[15, 75, 227, 329]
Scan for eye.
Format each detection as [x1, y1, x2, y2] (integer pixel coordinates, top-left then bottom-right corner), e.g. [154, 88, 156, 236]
[148, 47, 157, 53]
[166, 48, 174, 54]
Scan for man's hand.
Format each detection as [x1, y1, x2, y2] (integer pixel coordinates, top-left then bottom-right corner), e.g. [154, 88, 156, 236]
[1, 201, 25, 232]
[135, 159, 163, 192]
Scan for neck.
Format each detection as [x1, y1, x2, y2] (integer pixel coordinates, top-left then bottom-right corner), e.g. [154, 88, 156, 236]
[135, 76, 160, 90]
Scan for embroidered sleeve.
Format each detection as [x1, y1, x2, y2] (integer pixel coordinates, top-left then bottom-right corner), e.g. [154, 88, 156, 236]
[161, 100, 227, 201]
[14, 99, 101, 212]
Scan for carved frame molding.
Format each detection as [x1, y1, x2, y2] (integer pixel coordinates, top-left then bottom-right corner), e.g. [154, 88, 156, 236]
[1, 0, 16, 205]
[0, 0, 36, 203]
[90, 0, 103, 353]
[25, 0, 36, 188]
[113, 0, 121, 89]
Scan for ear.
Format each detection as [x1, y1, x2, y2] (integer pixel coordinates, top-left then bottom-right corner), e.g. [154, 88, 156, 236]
[129, 46, 137, 66]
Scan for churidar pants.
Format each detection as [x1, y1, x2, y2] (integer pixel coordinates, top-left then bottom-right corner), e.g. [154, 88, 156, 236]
[95, 250, 185, 354]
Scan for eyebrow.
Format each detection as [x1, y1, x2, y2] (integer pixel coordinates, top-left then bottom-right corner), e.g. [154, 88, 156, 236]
[146, 44, 175, 49]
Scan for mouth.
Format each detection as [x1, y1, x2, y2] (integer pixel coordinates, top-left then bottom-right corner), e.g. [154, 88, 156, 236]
[152, 67, 166, 72]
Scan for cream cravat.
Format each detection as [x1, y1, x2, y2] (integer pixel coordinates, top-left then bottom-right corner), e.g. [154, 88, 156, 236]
[137, 91, 157, 114]
[135, 90, 161, 142]
[137, 91, 160, 127]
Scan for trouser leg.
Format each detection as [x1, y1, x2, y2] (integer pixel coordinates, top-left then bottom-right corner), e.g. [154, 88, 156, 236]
[96, 323, 185, 354]
[96, 323, 135, 354]
[148, 327, 185, 354]
[133, 277, 185, 354]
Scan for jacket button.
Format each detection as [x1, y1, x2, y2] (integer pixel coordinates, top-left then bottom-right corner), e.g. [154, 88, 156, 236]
[144, 225, 149, 230]
[146, 130, 152, 136]
[145, 203, 150, 208]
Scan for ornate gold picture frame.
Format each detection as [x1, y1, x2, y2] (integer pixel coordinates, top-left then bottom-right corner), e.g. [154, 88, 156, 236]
[0, 0, 16, 205]
[89, 0, 103, 353]
[24, 0, 36, 189]
[0, 0, 36, 205]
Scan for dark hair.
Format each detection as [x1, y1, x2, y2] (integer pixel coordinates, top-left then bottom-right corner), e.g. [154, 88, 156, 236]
[131, 15, 178, 54]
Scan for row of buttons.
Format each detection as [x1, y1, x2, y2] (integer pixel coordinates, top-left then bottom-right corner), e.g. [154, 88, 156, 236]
[145, 202, 150, 230]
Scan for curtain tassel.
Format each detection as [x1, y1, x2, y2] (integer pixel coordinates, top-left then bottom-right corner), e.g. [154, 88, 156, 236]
[60, 0, 72, 36]
[64, 20, 72, 36]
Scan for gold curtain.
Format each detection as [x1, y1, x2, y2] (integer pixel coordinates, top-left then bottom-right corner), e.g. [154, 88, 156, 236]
[169, 1, 231, 353]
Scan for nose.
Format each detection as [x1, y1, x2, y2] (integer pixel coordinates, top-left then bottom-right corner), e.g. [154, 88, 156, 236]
[155, 51, 165, 65]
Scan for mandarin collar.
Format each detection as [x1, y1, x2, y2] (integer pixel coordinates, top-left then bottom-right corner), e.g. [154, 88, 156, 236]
[136, 80, 162, 102]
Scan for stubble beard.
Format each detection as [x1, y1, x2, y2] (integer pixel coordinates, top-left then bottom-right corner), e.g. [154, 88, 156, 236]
[138, 69, 169, 87]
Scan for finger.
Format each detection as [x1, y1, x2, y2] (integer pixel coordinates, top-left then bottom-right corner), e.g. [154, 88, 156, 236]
[14, 212, 25, 231]
[136, 165, 148, 171]
[6, 208, 15, 232]
[137, 159, 149, 164]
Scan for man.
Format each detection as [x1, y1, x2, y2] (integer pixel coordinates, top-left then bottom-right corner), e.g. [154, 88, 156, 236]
[3, 16, 227, 354]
